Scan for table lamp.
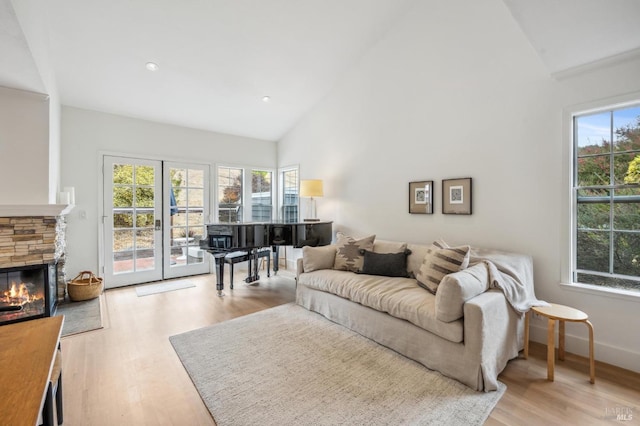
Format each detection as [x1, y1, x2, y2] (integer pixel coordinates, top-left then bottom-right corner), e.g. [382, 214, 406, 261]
[300, 179, 323, 221]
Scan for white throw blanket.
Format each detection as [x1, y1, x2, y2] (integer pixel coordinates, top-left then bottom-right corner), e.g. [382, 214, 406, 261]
[469, 247, 549, 314]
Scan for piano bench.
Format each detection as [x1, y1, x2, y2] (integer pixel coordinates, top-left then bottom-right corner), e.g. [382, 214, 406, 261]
[224, 249, 271, 289]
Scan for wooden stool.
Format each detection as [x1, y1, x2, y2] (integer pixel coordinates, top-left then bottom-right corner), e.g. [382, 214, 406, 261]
[524, 303, 595, 383]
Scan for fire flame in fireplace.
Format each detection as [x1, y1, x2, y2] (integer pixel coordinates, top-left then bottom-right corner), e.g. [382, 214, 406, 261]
[2, 282, 42, 306]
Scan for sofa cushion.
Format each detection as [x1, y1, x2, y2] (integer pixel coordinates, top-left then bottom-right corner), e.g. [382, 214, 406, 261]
[435, 263, 490, 322]
[416, 240, 470, 294]
[333, 233, 375, 272]
[372, 240, 408, 254]
[302, 245, 337, 272]
[299, 270, 463, 343]
[358, 250, 410, 278]
[406, 243, 431, 278]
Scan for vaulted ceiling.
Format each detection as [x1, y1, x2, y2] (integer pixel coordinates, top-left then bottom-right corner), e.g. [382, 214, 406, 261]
[2, 0, 640, 141]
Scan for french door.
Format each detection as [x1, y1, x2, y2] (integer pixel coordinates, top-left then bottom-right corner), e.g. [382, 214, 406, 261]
[103, 156, 210, 288]
[163, 161, 210, 279]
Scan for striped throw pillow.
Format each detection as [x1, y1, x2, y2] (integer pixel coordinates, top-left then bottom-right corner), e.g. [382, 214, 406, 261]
[416, 240, 470, 294]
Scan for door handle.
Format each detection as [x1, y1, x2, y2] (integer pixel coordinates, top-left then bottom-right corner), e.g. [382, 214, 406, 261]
[155, 219, 161, 230]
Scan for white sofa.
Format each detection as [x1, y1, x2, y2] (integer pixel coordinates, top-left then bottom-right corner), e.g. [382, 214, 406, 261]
[296, 238, 535, 391]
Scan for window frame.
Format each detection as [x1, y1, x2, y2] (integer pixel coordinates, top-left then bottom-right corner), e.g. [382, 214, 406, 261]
[216, 165, 244, 223]
[215, 164, 277, 223]
[250, 168, 275, 222]
[278, 165, 299, 223]
[564, 94, 640, 299]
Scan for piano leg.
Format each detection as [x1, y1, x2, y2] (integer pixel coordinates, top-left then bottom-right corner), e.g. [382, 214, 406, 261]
[253, 249, 260, 281]
[214, 254, 225, 296]
[267, 250, 271, 277]
[272, 246, 279, 275]
[245, 249, 261, 283]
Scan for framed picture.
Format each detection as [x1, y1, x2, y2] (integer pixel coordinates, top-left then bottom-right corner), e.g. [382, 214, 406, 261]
[409, 181, 433, 214]
[442, 178, 472, 215]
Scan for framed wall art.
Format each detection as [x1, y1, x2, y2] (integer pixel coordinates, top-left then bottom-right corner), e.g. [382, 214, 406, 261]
[409, 180, 433, 214]
[442, 178, 472, 215]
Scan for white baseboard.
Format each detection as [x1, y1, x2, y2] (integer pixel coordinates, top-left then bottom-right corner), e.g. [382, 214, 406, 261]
[529, 323, 640, 373]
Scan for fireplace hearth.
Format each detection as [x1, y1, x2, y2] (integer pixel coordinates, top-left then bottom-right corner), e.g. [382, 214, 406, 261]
[0, 263, 57, 325]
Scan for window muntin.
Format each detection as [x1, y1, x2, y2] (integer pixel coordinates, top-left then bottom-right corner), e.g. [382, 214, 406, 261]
[218, 167, 243, 223]
[573, 104, 640, 292]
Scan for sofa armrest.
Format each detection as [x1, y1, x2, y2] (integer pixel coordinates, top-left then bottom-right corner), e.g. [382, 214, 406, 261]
[296, 257, 305, 280]
[463, 290, 523, 391]
[436, 263, 489, 322]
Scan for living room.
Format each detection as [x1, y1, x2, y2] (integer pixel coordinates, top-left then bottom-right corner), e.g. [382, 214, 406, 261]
[1, 0, 639, 425]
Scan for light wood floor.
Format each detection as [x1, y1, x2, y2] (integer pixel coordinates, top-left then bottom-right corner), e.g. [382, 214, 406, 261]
[60, 269, 640, 425]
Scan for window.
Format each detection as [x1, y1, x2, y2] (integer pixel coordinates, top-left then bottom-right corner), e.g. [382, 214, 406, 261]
[280, 167, 299, 223]
[218, 166, 243, 223]
[251, 170, 273, 221]
[573, 104, 640, 293]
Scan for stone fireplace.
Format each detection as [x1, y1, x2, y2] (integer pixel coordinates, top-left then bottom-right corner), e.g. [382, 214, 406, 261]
[0, 204, 72, 322]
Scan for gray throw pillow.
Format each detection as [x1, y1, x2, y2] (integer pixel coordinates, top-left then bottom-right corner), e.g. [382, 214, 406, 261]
[358, 250, 410, 278]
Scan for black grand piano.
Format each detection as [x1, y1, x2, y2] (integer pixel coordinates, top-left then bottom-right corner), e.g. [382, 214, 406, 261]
[200, 221, 333, 295]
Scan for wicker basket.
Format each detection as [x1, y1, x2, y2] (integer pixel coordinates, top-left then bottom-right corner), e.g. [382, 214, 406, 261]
[67, 271, 103, 302]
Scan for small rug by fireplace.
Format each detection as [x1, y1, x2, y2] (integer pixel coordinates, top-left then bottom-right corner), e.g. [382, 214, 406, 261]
[135, 279, 196, 297]
[56, 296, 103, 337]
[170, 303, 506, 426]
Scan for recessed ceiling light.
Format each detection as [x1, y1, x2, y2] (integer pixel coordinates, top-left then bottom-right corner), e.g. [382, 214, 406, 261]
[262, 96, 271, 103]
[146, 62, 159, 71]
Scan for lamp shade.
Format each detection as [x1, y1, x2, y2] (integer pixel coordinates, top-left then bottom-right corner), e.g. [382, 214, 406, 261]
[300, 179, 324, 197]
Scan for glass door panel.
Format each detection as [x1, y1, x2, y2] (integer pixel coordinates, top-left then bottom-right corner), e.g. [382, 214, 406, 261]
[104, 156, 163, 287]
[164, 162, 210, 278]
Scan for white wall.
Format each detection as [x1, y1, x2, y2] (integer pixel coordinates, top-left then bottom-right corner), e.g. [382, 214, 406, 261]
[48, 100, 61, 203]
[278, 0, 640, 372]
[0, 86, 50, 203]
[61, 106, 276, 281]
[11, 0, 63, 203]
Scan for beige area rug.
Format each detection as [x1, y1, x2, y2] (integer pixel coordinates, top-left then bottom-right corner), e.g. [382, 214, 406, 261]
[55, 295, 103, 337]
[170, 303, 505, 426]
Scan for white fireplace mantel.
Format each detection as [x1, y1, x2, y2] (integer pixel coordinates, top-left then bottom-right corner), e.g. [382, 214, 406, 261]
[0, 204, 74, 217]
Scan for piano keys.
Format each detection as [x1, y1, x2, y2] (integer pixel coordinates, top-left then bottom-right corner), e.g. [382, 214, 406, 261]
[200, 221, 333, 295]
